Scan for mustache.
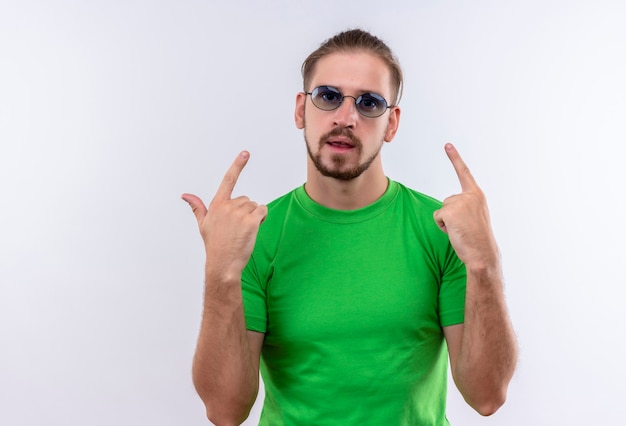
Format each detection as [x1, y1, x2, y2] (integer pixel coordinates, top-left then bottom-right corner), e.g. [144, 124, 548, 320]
[318, 127, 362, 148]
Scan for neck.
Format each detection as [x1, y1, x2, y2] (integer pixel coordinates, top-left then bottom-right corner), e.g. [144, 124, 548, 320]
[304, 159, 389, 210]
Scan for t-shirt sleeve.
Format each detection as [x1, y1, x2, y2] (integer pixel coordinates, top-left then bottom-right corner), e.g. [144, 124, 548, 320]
[438, 242, 467, 327]
[241, 254, 268, 333]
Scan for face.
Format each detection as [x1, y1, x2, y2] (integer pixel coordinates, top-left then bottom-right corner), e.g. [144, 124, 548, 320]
[295, 52, 400, 181]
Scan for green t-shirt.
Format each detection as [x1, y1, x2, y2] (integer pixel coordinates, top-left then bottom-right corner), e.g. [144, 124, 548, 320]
[242, 180, 466, 425]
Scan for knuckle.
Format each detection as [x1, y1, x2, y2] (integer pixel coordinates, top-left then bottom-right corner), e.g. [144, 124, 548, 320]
[223, 172, 237, 185]
[232, 195, 250, 203]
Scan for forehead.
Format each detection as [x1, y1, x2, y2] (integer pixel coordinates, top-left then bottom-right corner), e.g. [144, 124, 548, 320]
[309, 51, 392, 97]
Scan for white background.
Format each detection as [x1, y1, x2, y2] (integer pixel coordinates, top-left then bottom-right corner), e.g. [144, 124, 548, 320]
[1, 1, 625, 424]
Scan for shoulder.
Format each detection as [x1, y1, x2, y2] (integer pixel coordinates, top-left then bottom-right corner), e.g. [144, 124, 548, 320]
[255, 186, 302, 240]
[263, 186, 302, 220]
[392, 180, 444, 212]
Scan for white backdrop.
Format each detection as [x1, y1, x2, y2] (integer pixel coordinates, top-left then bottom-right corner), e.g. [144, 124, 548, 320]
[1, 1, 625, 425]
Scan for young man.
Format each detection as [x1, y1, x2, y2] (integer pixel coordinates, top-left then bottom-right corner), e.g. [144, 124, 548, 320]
[182, 29, 517, 425]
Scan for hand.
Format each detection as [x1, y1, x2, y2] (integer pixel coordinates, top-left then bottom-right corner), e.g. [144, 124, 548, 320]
[182, 151, 268, 279]
[433, 144, 499, 271]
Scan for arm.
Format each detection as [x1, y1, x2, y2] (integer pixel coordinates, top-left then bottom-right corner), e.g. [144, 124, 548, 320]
[434, 144, 518, 416]
[182, 151, 268, 425]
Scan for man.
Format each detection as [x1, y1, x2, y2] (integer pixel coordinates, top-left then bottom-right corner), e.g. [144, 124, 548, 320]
[182, 29, 517, 425]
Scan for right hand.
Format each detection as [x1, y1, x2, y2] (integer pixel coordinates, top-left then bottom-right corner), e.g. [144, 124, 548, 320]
[181, 151, 268, 279]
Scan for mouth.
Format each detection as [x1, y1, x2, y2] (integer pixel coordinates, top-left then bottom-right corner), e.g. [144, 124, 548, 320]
[326, 137, 355, 151]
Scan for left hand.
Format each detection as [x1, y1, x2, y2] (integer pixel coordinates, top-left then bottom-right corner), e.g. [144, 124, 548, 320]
[433, 143, 499, 270]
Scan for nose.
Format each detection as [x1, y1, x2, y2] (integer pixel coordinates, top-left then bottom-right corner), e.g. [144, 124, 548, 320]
[333, 96, 358, 128]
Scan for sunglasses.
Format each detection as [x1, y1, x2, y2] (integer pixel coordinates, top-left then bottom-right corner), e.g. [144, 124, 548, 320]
[305, 86, 392, 118]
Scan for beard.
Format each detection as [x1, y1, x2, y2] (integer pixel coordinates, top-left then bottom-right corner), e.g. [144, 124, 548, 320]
[305, 126, 384, 181]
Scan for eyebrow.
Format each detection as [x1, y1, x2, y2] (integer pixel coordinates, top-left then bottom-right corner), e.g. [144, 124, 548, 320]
[317, 84, 386, 97]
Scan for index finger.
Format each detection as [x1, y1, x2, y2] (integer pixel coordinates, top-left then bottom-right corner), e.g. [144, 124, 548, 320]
[444, 143, 478, 192]
[214, 151, 250, 201]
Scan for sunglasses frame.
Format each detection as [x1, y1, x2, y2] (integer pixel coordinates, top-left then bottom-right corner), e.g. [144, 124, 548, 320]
[305, 85, 393, 118]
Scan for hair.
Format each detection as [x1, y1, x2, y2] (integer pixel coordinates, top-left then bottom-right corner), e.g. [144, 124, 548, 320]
[301, 29, 404, 105]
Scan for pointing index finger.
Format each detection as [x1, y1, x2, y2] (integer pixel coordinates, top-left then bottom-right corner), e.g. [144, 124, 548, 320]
[445, 143, 477, 192]
[215, 151, 250, 201]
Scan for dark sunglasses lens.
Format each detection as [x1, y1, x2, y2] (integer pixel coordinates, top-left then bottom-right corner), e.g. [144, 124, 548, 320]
[311, 86, 342, 110]
[356, 93, 387, 117]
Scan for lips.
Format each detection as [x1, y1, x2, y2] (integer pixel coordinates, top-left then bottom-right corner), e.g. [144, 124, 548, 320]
[326, 136, 355, 149]
[328, 141, 354, 148]
[318, 128, 361, 152]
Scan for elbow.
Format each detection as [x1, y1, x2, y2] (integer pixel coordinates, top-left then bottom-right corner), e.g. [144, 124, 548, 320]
[204, 401, 252, 426]
[193, 372, 258, 425]
[455, 356, 517, 416]
[194, 384, 254, 425]
[475, 400, 505, 417]
[470, 388, 508, 417]
[204, 394, 254, 426]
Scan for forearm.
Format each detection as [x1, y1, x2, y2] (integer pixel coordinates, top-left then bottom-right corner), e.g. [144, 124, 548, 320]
[182, 152, 267, 425]
[453, 264, 518, 415]
[192, 270, 259, 425]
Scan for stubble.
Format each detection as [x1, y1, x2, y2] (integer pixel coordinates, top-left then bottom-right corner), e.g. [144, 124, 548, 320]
[304, 126, 383, 181]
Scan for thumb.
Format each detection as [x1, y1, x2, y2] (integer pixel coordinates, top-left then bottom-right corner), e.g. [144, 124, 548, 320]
[433, 209, 447, 234]
[181, 193, 208, 223]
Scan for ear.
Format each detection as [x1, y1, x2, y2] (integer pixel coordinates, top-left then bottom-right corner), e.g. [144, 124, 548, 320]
[384, 106, 401, 142]
[295, 92, 306, 129]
